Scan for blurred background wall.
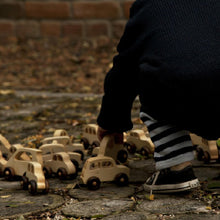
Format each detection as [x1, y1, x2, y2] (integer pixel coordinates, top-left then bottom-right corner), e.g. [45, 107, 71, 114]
[0, 0, 134, 41]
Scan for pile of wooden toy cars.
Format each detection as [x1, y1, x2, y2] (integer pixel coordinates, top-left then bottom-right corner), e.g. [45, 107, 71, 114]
[0, 130, 83, 195]
[2, 122, 217, 194]
[0, 123, 157, 193]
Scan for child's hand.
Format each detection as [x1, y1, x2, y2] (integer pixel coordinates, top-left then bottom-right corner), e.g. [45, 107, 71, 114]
[97, 126, 123, 144]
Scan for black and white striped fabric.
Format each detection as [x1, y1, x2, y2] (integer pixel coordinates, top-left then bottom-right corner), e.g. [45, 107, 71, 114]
[140, 112, 194, 170]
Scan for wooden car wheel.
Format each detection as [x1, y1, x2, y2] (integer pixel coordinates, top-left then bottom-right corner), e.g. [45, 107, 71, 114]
[71, 159, 79, 172]
[196, 147, 204, 161]
[87, 177, 101, 190]
[42, 180, 49, 194]
[117, 150, 128, 163]
[43, 167, 52, 178]
[74, 150, 84, 161]
[80, 138, 89, 149]
[69, 169, 78, 180]
[92, 141, 100, 148]
[28, 180, 37, 195]
[115, 173, 129, 186]
[4, 167, 15, 181]
[126, 143, 136, 154]
[70, 160, 79, 179]
[57, 168, 68, 180]
[21, 176, 29, 190]
[140, 148, 149, 157]
[203, 151, 211, 164]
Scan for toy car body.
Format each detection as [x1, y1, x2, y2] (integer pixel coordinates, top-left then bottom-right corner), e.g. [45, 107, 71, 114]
[21, 162, 49, 195]
[81, 155, 130, 190]
[43, 151, 76, 179]
[53, 129, 69, 137]
[3, 147, 43, 180]
[92, 146, 100, 157]
[190, 133, 218, 163]
[98, 135, 128, 164]
[42, 136, 85, 161]
[39, 143, 82, 171]
[124, 129, 155, 156]
[81, 124, 100, 149]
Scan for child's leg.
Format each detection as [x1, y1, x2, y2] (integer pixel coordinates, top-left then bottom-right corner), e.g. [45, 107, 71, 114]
[140, 112, 194, 170]
[140, 112, 200, 193]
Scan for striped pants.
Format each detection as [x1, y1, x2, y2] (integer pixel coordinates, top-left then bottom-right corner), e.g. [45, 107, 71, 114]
[140, 112, 195, 170]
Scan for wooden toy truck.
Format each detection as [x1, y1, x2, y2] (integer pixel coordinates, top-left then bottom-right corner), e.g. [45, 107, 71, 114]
[81, 155, 129, 190]
[124, 129, 155, 157]
[190, 133, 219, 163]
[39, 142, 82, 171]
[80, 124, 100, 149]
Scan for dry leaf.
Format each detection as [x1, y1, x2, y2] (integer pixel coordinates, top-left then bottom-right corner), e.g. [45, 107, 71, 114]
[1, 195, 11, 198]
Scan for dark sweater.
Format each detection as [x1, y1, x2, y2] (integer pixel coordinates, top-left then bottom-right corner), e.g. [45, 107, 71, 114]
[97, 0, 220, 140]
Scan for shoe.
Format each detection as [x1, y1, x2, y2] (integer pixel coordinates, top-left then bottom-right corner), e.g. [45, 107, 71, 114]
[143, 166, 200, 193]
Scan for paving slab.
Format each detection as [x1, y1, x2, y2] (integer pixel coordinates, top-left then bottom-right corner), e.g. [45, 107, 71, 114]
[102, 212, 151, 220]
[61, 198, 135, 218]
[69, 184, 135, 200]
[170, 214, 220, 220]
[0, 190, 64, 219]
[136, 195, 208, 215]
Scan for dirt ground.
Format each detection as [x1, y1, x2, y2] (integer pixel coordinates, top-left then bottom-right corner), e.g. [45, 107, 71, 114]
[0, 37, 118, 94]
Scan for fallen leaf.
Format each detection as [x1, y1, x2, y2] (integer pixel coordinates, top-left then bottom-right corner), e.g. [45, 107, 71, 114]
[1, 195, 11, 198]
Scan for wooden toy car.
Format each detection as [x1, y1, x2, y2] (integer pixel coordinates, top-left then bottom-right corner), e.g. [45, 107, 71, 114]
[80, 124, 100, 149]
[42, 135, 85, 161]
[21, 162, 49, 195]
[53, 129, 69, 137]
[53, 129, 85, 158]
[39, 142, 82, 171]
[124, 129, 154, 157]
[98, 135, 128, 164]
[3, 147, 43, 180]
[190, 133, 219, 163]
[42, 150, 77, 179]
[80, 155, 130, 190]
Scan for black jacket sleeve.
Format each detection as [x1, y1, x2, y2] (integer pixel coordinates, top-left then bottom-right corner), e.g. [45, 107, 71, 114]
[97, 0, 149, 132]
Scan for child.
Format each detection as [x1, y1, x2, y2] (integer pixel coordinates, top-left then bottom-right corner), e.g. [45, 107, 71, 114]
[97, 0, 220, 193]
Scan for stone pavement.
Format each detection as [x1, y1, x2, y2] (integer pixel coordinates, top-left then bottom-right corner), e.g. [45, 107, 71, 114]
[0, 90, 220, 220]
